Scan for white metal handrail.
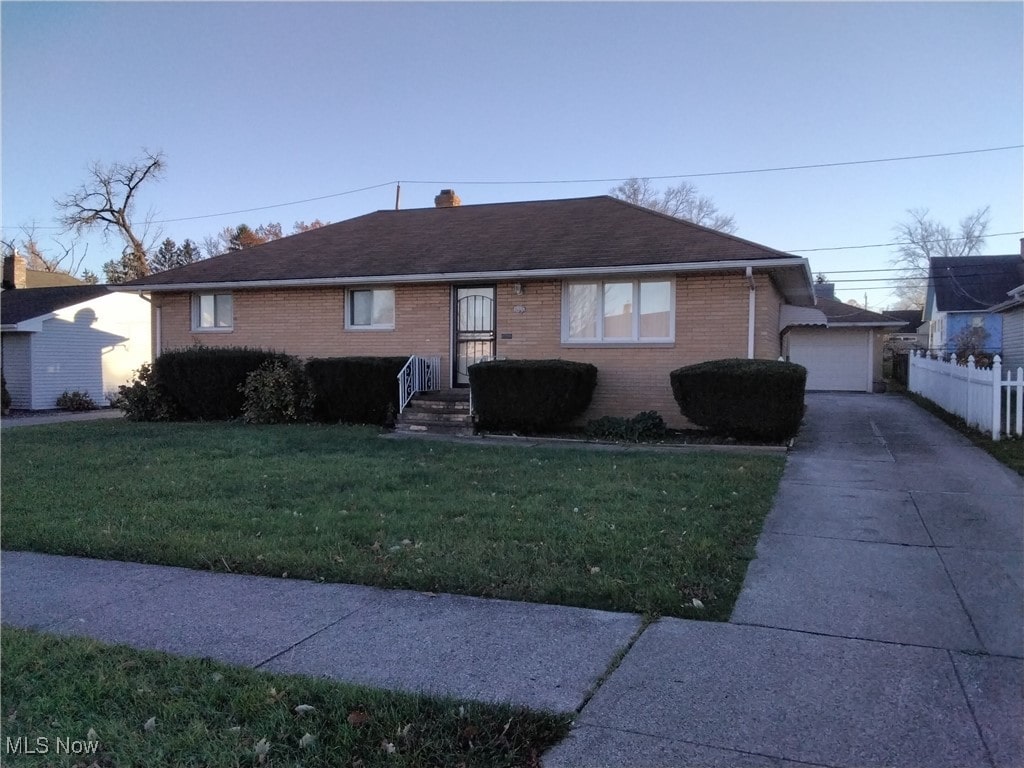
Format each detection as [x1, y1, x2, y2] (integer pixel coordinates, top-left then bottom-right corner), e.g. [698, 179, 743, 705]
[397, 355, 442, 413]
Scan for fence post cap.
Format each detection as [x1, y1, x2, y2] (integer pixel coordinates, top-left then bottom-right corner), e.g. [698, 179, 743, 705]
[951, 353, 958, 364]
[993, 354, 1002, 365]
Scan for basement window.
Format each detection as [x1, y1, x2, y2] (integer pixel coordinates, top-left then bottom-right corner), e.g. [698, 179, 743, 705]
[192, 292, 233, 331]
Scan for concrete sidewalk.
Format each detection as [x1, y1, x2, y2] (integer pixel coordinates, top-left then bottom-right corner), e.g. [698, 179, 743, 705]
[546, 394, 1023, 768]
[0, 551, 640, 715]
[1, 408, 123, 428]
[2, 393, 1021, 767]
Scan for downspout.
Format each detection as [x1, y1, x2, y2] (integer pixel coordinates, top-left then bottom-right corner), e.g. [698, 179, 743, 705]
[866, 328, 874, 393]
[136, 291, 159, 359]
[746, 267, 756, 359]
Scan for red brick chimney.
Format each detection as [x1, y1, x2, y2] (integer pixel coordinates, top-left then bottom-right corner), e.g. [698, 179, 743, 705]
[2, 253, 27, 289]
[434, 189, 461, 208]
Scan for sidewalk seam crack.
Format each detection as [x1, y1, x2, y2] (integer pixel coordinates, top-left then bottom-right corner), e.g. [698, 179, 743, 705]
[947, 648, 998, 768]
[253, 606, 366, 670]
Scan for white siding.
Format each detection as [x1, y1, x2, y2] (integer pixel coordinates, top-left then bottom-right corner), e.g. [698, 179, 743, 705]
[30, 293, 152, 409]
[1001, 307, 1024, 371]
[1, 332, 33, 409]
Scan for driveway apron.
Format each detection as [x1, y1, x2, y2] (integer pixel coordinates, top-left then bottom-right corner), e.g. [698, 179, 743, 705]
[547, 393, 1023, 768]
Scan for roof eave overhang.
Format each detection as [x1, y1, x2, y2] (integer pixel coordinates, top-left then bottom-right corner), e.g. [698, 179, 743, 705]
[0, 318, 46, 332]
[112, 257, 816, 304]
[828, 321, 907, 328]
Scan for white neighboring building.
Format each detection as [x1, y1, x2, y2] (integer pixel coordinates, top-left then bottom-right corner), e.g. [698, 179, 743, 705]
[1, 286, 151, 410]
[991, 284, 1024, 372]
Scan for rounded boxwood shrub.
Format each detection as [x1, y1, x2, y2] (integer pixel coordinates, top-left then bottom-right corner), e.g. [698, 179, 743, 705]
[469, 359, 597, 433]
[304, 356, 409, 425]
[670, 358, 806, 441]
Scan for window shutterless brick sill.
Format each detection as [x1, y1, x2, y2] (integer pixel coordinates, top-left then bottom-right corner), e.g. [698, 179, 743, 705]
[560, 342, 676, 349]
[190, 328, 234, 333]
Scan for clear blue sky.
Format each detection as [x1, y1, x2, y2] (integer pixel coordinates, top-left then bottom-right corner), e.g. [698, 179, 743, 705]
[3, 1, 1021, 308]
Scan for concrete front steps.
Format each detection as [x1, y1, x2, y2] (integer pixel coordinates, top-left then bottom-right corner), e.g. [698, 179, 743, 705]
[394, 390, 474, 436]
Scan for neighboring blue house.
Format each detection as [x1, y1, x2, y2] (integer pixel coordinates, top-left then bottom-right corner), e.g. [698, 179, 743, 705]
[924, 254, 1024, 358]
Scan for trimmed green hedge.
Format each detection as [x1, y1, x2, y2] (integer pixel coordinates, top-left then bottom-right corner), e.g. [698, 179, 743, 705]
[469, 359, 597, 433]
[154, 347, 296, 421]
[305, 356, 409, 425]
[670, 358, 806, 441]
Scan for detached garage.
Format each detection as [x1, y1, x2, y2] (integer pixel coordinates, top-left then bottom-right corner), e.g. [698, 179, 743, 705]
[781, 287, 903, 392]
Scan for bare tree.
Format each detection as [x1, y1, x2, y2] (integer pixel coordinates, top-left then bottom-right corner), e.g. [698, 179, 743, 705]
[890, 207, 990, 309]
[1, 225, 89, 276]
[610, 178, 737, 233]
[293, 219, 329, 233]
[55, 149, 166, 282]
[203, 222, 285, 256]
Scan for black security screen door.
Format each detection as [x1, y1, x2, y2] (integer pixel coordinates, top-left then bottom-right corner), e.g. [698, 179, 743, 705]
[454, 286, 496, 386]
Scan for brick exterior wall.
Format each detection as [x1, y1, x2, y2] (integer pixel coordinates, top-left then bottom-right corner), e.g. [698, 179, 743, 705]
[154, 273, 786, 427]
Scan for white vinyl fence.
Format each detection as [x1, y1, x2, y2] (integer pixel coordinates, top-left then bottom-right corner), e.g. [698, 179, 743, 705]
[908, 351, 1024, 440]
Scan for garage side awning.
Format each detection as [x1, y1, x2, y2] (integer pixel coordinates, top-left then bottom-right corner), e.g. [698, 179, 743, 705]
[780, 304, 828, 331]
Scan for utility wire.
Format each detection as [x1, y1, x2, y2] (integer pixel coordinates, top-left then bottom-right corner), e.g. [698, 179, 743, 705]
[400, 145, 1023, 185]
[4, 144, 1020, 231]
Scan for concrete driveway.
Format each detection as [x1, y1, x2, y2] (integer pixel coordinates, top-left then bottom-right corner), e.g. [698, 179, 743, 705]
[548, 393, 1023, 768]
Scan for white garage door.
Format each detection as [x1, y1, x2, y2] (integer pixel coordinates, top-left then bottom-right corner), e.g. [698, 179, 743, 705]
[788, 328, 869, 392]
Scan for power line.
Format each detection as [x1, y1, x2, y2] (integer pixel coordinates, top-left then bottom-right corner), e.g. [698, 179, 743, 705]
[3, 143, 1020, 231]
[400, 145, 1023, 186]
[789, 230, 1024, 253]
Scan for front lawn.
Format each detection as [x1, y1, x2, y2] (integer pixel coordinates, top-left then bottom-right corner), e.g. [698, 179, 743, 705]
[1, 421, 785, 620]
[1, 628, 570, 767]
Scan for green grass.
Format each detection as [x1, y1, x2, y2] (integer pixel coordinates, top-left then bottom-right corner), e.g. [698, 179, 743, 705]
[0, 628, 570, 767]
[904, 392, 1024, 476]
[0, 421, 785, 620]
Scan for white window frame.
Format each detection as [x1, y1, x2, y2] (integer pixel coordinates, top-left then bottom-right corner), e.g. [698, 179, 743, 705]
[561, 278, 675, 344]
[346, 287, 396, 330]
[191, 292, 234, 332]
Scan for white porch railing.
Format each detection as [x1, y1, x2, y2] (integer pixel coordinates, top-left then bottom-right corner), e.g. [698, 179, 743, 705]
[397, 355, 442, 414]
[908, 350, 1024, 440]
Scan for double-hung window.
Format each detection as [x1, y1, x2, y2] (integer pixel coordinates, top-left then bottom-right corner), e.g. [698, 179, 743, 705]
[192, 292, 233, 331]
[347, 288, 395, 330]
[563, 279, 673, 343]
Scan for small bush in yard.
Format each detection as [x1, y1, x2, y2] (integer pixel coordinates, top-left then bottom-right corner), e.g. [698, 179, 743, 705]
[239, 358, 312, 424]
[55, 390, 97, 411]
[670, 358, 806, 441]
[305, 356, 409, 425]
[469, 359, 597, 433]
[586, 411, 667, 442]
[154, 347, 295, 421]
[1, 373, 11, 413]
[114, 362, 171, 421]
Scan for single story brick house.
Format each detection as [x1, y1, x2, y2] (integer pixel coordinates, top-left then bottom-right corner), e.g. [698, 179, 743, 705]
[120, 193, 820, 426]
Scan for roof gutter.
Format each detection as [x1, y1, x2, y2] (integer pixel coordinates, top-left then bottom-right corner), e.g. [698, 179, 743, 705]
[109, 257, 813, 294]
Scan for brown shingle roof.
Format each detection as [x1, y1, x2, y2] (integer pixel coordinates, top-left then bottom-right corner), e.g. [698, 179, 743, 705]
[1, 285, 111, 325]
[814, 296, 904, 326]
[126, 196, 804, 289]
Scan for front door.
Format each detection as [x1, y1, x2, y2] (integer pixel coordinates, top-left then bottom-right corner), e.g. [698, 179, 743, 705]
[453, 286, 496, 386]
